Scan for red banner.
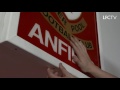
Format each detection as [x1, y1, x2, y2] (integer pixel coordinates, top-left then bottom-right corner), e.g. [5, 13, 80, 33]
[17, 12, 100, 77]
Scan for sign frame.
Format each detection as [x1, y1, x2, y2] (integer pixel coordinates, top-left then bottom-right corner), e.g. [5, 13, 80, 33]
[0, 12, 89, 78]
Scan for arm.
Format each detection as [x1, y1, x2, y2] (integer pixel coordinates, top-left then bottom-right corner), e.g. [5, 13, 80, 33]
[70, 36, 117, 78]
[87, 65, 117, 78]
[47, 36, 117, 78]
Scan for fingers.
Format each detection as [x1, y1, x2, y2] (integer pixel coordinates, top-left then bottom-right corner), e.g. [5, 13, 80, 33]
[72, 55, 81, 64]
[47, 64, 69, 78]
[79, 41, 87, 52]
[54, 72, 59, 76]
[70, 40, 81, 59]
[71, 36, 86, 52]
[59, 63, 69, 76]
[71, 36, 80, 49]
[47, 68, 60, 78]
[59, 63, 76, 78]
[47, 63, 76, 78]
[70, 36, 88, 58]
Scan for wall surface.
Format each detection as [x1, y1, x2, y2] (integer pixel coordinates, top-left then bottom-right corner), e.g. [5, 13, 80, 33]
[97, 12, 120, 77]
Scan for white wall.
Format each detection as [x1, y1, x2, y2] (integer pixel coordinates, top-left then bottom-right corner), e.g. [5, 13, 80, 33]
[97, 12, 120, 77]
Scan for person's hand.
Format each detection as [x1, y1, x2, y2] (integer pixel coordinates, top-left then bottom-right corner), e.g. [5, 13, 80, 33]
[47, 36, 118, 78]
[70, 36, 96, 73]
[47, 63, 76, 78]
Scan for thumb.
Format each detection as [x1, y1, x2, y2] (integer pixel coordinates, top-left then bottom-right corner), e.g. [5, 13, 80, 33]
[59, 63, 69, 76]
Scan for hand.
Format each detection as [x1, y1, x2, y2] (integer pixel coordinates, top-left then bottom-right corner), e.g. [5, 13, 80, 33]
[47, 63, 76, 78]
[47, 36, 117, 78]
[70, 36, 96, 73]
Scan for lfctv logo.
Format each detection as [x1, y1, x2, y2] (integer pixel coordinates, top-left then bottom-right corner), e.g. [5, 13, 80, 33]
[103, 15, 117, 20]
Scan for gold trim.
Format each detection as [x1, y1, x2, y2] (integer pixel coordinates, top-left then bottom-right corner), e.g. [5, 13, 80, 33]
[40, 12, 94, 50]
[56, 12, 87, 34]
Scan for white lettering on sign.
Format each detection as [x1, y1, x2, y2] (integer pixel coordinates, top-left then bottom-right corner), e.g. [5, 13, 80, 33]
[103, 15, 117, 20]
[28, 23, 75, 63]
[58, 39, 68, 55]
[45, 30, 58, 53]
[28, 23, 44, 45]
[64, 12, 82, 20]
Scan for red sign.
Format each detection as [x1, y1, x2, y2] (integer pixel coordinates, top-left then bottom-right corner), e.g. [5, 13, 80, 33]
[17, 12, 100, 77]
